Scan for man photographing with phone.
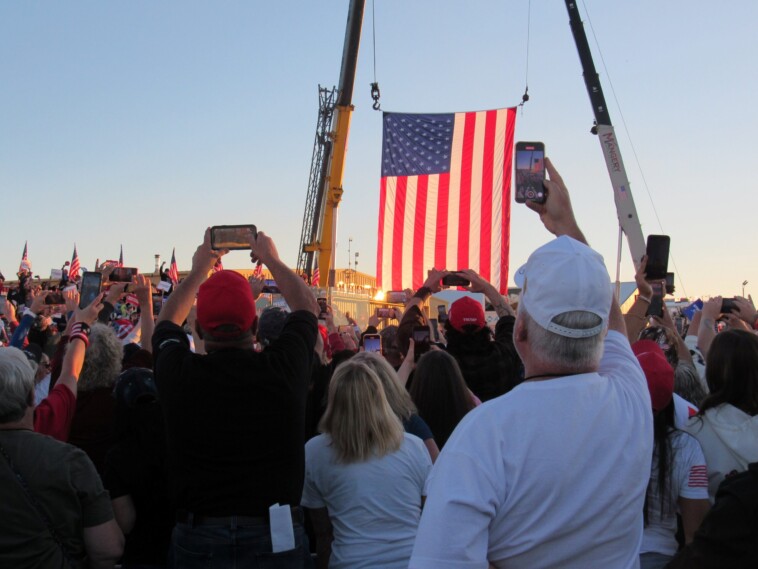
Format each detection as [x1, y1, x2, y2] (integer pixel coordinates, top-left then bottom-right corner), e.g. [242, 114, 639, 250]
[410, 157, 652, 568]
[152, 227, 318, 567]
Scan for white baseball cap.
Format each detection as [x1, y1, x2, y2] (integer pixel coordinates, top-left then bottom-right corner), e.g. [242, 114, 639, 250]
[514, 236, 611, 338]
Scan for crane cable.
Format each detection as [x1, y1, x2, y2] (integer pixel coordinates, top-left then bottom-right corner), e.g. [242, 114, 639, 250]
[519, 0, 531, 112]
[369, 0, 381, 110]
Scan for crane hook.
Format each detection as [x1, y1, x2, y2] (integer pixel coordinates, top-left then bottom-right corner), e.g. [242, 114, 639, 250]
[370, 82, 381, 111]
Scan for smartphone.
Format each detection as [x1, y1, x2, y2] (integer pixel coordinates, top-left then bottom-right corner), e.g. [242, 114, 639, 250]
[428, 318, 440, 342]
[387, 291, 406, 304]
[317, 297, 328, 319]
[646, 281, 664, 318]
[79, 272, 103, 309]
[413, 326, 431, 362]
[44, 292, 66, 305]
[364, 334, 382, 354]
[376, 307, 391, 318]
[442, 273, 470, 287]
[0, 293, 6, 314]
[514, 141, 546, 204]
[262, 279, 280, 294]
[437, 304, 448, 324]
[645, 235, 670, 281]
[110, 267, 138, 282]
[665, 272, 675, 295]
[210, 225, 258, 250]
[721, 298, 738, 314]
[152, 294, 163, 317]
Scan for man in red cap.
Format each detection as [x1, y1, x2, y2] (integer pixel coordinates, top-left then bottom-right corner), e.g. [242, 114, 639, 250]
[152, 228, 318, 567]
[397, 268, 521, 402]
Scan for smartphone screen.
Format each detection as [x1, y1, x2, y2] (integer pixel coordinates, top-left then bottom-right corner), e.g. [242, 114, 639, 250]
[515, 141, 546, 203]
[428, 318, 440, 342]
[79, 272, 103, 309]
[376, 307, 391, 318]
[45, 292, 66, 305]
[364, 334, 382, 354]
[210, 225, 258, 250]
[262, 279, 280, 294]
[441, 273, 470, 287]
[110, 267, 138, 282]
[645, 235, 670, 281]
[152, 294, 163, 317]
[646, 282, 664, 318]
[437, 305, 448, 323]
[413, 326, 431, 361]
[387, 291, 406, 304]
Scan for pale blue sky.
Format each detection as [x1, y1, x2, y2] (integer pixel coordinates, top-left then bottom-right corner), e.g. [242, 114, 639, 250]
[2, 1, 756, 298]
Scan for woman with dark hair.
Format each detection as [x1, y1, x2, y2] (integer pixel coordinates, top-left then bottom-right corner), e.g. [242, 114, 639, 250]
[302, 359, 431, 569]
[409, 350, 475, 449]
[685, 329, 758, 501]
[633, 341, 710, 568]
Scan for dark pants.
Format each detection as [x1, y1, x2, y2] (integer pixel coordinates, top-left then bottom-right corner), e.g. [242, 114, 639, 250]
[170, 518, 313, 569]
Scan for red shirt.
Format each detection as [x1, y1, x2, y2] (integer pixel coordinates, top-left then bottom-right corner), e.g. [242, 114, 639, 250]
[33, 383, 76, 442]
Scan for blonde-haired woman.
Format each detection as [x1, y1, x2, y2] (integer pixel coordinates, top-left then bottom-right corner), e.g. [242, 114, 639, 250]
[351, 351, 440, 462]
[302, 359, 432, 569]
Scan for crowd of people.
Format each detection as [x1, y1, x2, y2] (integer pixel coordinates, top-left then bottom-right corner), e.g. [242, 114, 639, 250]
[1, 157, 756, 568]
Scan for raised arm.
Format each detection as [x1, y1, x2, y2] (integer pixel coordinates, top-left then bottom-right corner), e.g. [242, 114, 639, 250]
[526, 157, 588, 245]
[624, 256, 654, 344]
[158, 228, 226, 327]
[527, 157, 625, 335]
[250, 230, 318, 316]
[56, 294, 104, 396]
[132, 274, 155, 352]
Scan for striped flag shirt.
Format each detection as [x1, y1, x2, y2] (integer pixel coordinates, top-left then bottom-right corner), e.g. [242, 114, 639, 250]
[377, 108, 516, 294]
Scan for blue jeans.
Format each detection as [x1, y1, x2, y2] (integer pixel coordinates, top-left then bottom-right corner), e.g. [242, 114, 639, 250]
[639, 552, 673, 569]
[170, 518, 313, 569]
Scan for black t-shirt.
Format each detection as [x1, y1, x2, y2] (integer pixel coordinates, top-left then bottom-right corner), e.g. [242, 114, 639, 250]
[103, 403, 172, 566]
[152, 311, 317, 516]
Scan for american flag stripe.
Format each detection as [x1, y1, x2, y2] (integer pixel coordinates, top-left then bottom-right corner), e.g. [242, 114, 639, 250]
[377, 108, 515, 293]
[168, 248, 179, 284]
[69, 246, 80, 280]
[688, 465, 708, 488]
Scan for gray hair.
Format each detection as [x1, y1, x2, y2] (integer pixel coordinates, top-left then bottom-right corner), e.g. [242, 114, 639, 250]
[522, 308, 605, 372]
[78, 324, 123, 391]
[674, 360, 708, 407]
[0, 348, 35, 423]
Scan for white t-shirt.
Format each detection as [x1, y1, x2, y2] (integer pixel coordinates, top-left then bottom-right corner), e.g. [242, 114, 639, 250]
[673, 393, 699, 429]
[302, 432, 432, 569]
[409, 330, 653, 569]
[641, 430, 709, 556]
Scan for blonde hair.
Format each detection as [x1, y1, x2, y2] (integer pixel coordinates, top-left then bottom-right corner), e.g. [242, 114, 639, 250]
[351, 351, 416, 420]
[319, 359, 404, 463]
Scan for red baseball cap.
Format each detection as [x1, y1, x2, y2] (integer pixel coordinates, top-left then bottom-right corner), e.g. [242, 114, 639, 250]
[632, 339, 674, 413]
[448, 296, 485, 332]
[196, 270, 256, 338]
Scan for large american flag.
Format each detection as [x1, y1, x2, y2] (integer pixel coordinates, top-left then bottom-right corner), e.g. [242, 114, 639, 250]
[168, 248, 179, 284]
[69, 245, 80, 281]
[377, 108, 516, 294]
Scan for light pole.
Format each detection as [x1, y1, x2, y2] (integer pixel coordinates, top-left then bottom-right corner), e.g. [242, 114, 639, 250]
[743, 280, 748, 297]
